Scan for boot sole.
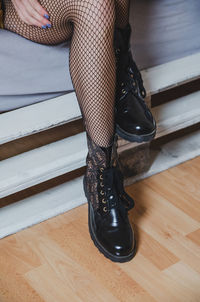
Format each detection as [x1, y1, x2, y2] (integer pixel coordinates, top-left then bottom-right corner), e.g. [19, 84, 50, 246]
[116, 123, 156, 143]
[83, 177, 137, 263]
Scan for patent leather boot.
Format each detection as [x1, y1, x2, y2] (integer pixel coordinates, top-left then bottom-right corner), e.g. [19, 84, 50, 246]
[83, 133, 136, 262]
[114, 23, 156, 142]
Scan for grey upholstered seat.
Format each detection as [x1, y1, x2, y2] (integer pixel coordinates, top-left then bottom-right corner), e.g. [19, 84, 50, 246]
[0, 29, 74, 112]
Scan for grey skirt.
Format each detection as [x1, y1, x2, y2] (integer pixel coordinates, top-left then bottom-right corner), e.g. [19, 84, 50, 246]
[0, 28, 75, 112]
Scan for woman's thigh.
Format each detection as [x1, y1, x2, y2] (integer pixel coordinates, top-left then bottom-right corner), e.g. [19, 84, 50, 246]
[3, 0, 74, 45]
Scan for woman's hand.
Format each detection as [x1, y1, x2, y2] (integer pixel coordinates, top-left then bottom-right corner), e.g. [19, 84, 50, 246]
[11, 0, 51, 28]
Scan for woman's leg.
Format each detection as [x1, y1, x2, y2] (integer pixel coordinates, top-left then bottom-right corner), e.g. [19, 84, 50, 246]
[4, 0, 135, 261]
[68, 0, 116, 147]
[4, 0, 116, 147]
[3, 0, 74, 44]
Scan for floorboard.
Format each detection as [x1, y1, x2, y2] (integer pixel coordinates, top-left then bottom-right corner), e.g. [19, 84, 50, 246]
[0, 157, 199, 302]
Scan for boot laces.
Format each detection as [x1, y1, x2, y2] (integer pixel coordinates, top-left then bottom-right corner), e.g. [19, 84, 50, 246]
[116, 48, 152, 116]
[98, 167, 117, 214]
[98, 167, 135, 214]
[116, 47, 146, 100]
[126, 50, 146, 99]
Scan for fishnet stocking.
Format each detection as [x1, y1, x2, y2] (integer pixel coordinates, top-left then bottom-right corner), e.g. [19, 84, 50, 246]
[84, 133, 112, 210]
[3, 0, 116, 147]
[115, 0, 130, 29]
[84, 132, 119, 210]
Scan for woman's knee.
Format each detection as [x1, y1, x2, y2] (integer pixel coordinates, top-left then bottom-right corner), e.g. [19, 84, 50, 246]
[70, 0, 116, 31]
[4, 0, 74, 44]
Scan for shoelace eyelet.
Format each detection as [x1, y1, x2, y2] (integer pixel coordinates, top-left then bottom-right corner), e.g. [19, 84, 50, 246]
[115, 48, 121, 55]
[103, 206, 108, 212]
[141, 90, 146, 98]
[100, 190, 104, 195]
[123, 108, 128, 113]
[102, 198, 106, 204]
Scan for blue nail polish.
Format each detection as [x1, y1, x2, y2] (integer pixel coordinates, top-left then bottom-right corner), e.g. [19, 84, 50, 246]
[42, 25, 47, 29]
[46, 23, 51, 28]
[44, 14, 49, 19]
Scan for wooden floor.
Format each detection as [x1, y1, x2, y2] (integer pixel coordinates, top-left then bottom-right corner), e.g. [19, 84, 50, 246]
[0, 156, 200, 302]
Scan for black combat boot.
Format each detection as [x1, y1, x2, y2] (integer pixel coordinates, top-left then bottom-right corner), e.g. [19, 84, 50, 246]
[83, 133, 136, 262]
[114, 23, 157, 143]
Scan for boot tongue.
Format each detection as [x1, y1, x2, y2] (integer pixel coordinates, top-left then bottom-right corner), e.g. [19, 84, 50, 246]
[103, 168, 120, 207]
[120, 23, 131, 49]
[114, 23, 131, 53]
[103, 167, 115, 186]
[100, 145, 113, 168]
[103, 167, 127, 225]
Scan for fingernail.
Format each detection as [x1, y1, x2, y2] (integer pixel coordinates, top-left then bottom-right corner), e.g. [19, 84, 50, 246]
[42, 25, 47, 29]
[44, 14, 49, 19]
[46, 23, 51, 28]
